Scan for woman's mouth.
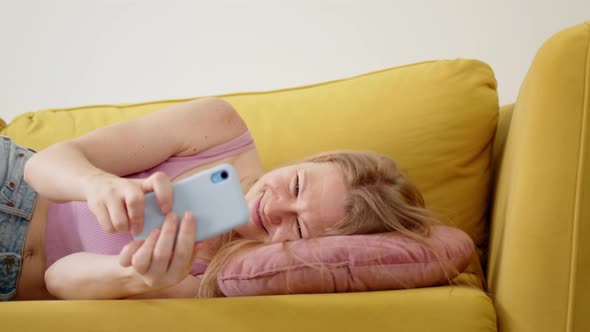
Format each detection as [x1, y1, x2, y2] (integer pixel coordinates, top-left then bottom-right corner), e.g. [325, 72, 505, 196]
[251, 194, 268, 234]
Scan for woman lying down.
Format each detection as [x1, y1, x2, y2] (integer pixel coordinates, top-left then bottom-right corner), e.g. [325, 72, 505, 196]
[1, 97, 451, 301]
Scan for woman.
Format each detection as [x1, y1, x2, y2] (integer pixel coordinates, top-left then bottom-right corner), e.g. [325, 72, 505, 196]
[1, 97, 438, 301]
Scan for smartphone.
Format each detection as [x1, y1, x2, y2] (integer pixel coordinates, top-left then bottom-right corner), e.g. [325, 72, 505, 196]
[133, 163, 250, 242]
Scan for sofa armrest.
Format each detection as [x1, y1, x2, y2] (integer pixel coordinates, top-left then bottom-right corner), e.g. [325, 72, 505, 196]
[487, 22, 590, 332]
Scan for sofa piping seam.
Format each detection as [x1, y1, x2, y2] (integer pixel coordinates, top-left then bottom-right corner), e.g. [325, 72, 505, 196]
[9, 61, 440, 119]
[7, 59, 493, 125]
[566, 21, 590, 332]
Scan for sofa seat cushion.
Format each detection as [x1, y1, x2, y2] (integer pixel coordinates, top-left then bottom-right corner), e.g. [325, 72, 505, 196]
[2, 281, 496, 332]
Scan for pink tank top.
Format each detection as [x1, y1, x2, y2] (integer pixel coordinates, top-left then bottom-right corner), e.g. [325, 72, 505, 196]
[45, 131, 256, 276]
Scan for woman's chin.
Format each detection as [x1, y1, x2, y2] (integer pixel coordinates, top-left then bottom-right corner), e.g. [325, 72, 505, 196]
[234, 222, 267, 242]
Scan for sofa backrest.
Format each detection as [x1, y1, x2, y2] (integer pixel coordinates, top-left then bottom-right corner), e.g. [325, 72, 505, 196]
[1, 59, 498, 260]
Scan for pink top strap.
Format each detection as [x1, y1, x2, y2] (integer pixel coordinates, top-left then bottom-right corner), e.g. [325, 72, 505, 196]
[126, 130, 255, 180]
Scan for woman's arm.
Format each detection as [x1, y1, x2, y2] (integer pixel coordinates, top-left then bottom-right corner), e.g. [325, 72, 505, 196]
[45, 252, 153, 300]
[24, 97, 247, 202]
[45, 212, 202, 300]
[44, 253, 202, 300]
[24, 97, 248, 234]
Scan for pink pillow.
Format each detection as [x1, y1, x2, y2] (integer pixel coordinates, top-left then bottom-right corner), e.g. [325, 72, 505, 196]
[218, 225, 474, 297]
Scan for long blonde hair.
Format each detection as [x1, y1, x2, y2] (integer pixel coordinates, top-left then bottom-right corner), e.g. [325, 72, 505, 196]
[198, 150, 448, 298]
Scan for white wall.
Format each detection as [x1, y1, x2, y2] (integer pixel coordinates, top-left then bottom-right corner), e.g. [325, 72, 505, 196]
[1, 0, 588, 123]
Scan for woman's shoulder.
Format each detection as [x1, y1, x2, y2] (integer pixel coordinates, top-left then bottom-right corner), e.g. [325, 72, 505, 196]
[171, 98, 249, 158]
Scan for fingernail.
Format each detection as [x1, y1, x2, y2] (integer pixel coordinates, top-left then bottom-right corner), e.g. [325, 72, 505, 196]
[131, 225, 140, 234]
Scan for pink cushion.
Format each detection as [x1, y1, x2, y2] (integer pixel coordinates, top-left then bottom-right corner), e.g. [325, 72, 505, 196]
[218, 225, 475, 297]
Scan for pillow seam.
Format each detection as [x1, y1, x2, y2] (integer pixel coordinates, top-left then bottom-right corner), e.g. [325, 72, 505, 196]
[219, 255, 467, 281]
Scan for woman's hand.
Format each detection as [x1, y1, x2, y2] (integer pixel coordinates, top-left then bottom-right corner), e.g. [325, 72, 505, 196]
[119, 211, 200, 290]
[84, 171, 173, 234]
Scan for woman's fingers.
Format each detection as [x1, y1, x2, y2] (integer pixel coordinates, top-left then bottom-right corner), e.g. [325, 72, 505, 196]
[89, 202, 114, 233]
[142, 172, 173, 215]
[120, 240, 143, 267]
[168, 212, 197, 274]
[147, 212, 179, 276]
[125, 190, 145, 235]
[127, 211, 198, 290]
[106, 198, 130, 232]
[131, 229, 160, 275]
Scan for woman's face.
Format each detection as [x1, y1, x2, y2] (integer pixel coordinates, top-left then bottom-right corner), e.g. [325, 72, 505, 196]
[236, 162, 348, 242]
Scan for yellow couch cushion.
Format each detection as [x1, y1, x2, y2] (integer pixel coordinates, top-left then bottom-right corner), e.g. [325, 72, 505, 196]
[1, 59, 498, 255]
[3, 285, 496, 332]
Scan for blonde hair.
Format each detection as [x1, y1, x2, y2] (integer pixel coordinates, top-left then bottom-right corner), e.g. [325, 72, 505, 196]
[198, 150, 453, 298]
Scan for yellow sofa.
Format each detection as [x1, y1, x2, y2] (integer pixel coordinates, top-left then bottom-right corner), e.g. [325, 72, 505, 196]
[1, 21, 588, 332]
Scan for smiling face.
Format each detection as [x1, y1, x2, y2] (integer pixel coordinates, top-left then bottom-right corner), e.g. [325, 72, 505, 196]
[236, 162, 348, 243]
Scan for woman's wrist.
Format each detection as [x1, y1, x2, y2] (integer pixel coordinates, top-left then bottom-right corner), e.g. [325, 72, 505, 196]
[80, 171, 115, 195]
[122, 265, 160, 295]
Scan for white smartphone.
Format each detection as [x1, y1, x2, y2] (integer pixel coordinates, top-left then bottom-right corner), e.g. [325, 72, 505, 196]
[133, 163, 250, 242]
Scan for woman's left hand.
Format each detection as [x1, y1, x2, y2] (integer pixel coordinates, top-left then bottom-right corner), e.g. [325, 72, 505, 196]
[119, 211, 200, 291]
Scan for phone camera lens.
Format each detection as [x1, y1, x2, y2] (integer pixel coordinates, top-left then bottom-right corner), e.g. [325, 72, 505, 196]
[221, 171, 228, 179]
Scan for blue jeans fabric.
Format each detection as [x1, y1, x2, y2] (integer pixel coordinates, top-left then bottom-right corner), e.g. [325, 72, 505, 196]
[0, 136, 38, 301]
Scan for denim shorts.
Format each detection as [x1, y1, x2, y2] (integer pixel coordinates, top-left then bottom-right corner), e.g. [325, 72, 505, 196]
[0, 136, 38, 301]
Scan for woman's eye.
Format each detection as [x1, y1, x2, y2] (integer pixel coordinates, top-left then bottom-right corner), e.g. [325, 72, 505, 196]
[294, 174, 300, 197]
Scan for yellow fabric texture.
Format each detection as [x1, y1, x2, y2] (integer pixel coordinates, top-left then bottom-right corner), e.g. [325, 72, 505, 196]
[0, 58, 498, 331]
[487, 21, 590, 332]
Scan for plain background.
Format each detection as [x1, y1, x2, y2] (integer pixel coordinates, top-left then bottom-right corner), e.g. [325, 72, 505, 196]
[1, 0, 588, 123]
